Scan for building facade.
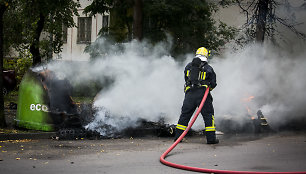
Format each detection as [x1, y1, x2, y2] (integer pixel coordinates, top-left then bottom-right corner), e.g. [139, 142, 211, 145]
[55, 0, 109, 61]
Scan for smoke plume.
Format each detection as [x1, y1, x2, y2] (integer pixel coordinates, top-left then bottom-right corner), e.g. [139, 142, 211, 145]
[41, 37, 306, 136]
[212, 43, 306, 131]
[43, 39, 188, 135]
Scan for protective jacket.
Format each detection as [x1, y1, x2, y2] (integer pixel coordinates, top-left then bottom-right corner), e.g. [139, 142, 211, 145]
[184, 57, 217, 93]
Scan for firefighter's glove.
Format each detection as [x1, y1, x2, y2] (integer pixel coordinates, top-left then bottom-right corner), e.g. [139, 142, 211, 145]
[184, 85, 190, 93]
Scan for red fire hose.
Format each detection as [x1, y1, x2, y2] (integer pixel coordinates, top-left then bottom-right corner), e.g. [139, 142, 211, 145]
[160, 87, 306, 174]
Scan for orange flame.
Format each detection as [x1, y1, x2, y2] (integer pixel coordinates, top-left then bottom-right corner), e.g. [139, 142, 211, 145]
[243, 96, 255, 102]
[242, 95, 255, 116]
[246, 106, 252, 114]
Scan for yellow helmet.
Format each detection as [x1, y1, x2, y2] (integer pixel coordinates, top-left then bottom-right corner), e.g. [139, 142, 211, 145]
[196, 47, 210, 57]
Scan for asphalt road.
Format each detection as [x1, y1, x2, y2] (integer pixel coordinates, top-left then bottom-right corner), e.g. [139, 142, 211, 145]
[0, 132, 306, 174]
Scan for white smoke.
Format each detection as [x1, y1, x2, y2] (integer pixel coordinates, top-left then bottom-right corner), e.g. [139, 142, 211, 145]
[43, 39, 190, 135]
[85, 39, 188, 135]
[211, 0, 306, 131]
[212, 43, 306, 130]
[43, 37, 306, 135]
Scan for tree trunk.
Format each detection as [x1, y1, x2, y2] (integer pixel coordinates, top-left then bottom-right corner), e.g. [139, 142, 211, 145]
[30, 12, 45, 66]
[0, 3, 7, 128]
[255, 0, 269, 43]
[133, 0, 143, 41]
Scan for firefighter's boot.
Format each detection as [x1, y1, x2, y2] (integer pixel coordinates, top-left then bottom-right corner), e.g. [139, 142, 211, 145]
[174, 128, 184, 142]
[206, 131, 219, 144]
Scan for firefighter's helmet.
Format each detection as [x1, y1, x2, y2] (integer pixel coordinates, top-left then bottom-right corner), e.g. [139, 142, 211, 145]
[195, 47, 210, 62]
[196, 47, 210, 57]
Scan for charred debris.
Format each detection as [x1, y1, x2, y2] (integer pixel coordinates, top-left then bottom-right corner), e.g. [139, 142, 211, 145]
[217, 110, 272, 134]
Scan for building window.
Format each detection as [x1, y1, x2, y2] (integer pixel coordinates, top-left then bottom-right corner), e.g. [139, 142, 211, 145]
[102, 15, 109, 32]
[77, 17, 92, 44]
[102, 15, 109, 28]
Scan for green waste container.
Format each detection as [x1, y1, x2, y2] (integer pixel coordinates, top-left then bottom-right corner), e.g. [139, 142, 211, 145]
[15, 69, 79, 131]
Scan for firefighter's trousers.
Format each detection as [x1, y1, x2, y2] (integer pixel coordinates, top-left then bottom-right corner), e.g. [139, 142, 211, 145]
[175, 87, 217, 142]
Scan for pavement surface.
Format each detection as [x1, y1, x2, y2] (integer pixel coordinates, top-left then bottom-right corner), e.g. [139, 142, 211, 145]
[0, 132, 306, 174]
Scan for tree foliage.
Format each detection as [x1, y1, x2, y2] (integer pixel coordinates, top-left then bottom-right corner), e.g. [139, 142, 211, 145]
[235, 0, 306, 44]
[84, 0, 237, 56]
[0, 0, 9, 128]
[4, 0, 80, 65]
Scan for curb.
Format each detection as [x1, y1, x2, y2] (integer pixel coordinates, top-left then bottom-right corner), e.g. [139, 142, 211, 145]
[0, 132, 56, 141]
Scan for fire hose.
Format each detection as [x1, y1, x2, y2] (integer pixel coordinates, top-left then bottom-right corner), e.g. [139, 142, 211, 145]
[160, 87, 306, 174]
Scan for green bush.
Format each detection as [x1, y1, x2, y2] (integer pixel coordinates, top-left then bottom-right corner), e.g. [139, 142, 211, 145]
[4, 49, 33, 87]
[15, 50, 33, 84]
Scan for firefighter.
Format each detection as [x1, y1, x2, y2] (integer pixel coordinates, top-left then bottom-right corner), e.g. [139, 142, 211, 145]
[174, 47, 219, 144]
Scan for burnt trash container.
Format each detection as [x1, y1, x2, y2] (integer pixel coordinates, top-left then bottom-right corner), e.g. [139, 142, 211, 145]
[15, 69, 81, 131]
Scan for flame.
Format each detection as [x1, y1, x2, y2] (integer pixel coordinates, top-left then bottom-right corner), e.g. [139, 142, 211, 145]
[245, 106, 252, 115]
[242, 95, 255, 116]
[242, 96, 255, 102]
